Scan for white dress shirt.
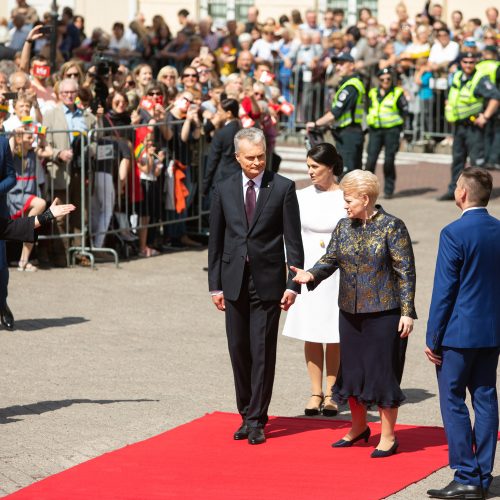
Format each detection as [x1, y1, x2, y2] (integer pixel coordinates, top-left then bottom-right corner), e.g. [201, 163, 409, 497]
[242, 170, 264, 201]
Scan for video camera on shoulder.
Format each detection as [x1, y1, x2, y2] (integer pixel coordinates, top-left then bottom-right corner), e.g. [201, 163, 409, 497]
[90, 50, 119, 113]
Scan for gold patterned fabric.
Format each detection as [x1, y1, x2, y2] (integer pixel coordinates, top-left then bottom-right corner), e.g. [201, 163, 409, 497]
[307, 206, 417, 318]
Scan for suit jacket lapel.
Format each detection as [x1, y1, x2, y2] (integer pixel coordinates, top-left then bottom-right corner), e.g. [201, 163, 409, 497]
[248, 170, 274, 233]
[231, 173, 246, 227]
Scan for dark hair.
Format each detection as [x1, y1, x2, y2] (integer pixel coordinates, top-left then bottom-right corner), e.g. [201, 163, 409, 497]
[178, 9, 189, 18]
[332, 8, 344, 16]
[358, 7, 372, 19]
[62, 6, 74, 18]
[346, 26, 361, 42]
[278, 15, 290, 26]
[291, 9, 303, 25]
[107, 90, 129, 109]
[459, 167, 492, 206]
[113, 22, 124, 31]
[306, 143, 343, 177]
[221, 98, 239, 117]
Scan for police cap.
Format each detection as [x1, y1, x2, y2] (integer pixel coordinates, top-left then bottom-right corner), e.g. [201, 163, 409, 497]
[332, 52, 355, 63]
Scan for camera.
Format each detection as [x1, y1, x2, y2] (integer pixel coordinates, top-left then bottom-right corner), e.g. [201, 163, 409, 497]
[89, 51, 119, 113]
[94, 55, 118, 77]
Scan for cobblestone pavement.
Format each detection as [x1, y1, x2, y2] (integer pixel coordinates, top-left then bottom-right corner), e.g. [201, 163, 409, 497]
[0, 153, 499, 498]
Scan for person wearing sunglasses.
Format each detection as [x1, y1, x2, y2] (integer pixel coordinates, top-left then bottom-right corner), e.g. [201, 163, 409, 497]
[365, 68, 408, 199]
[179, 66, 201, 101]
[440, 52, 500, 200]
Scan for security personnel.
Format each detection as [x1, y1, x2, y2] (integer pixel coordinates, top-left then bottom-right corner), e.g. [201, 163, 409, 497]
[476, 47, 500, 170]
[365, 68, 408, 199]
[439, 51, 500, 200]
[306, 52, 365, 174]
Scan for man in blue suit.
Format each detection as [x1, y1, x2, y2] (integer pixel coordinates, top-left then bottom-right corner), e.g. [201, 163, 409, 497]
[0, 135, 16, 330]
[426, 167, 500, 500]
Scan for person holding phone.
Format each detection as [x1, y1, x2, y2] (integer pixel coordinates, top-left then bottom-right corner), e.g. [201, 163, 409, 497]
[425, 168, 500, 500]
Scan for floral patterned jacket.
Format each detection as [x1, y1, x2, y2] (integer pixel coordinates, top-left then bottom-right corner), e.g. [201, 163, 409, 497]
[307, 206, 417, 318]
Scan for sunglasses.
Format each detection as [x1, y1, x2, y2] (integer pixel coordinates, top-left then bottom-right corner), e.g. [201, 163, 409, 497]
[198, 69, 211, 74]
[461, 60, 476, 65]
[379, 77, 392, 82]
[125, 80, 135, 86]
[182, 73, 197, 78]
[162, 74, 176, 78]
[66, 72, 79, 78]
[148, 91, 162, 96]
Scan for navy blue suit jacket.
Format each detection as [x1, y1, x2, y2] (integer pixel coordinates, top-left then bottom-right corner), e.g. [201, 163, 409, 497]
[426, 208, 500, 350]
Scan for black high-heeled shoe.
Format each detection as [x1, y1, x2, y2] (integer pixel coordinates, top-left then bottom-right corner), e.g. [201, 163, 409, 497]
[304, 394, 324, 416]
[371, 439, 399, 458]
[331, 426, 371, 448]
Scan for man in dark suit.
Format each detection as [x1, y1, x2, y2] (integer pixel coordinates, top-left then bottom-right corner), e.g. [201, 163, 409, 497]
[0, 135, 16, 330]
[208, 127, 304, 445]
[426, 167, 500, 500]
[203, 98, 241, 197]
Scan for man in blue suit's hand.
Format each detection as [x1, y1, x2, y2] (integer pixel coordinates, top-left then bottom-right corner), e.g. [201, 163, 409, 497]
[426, 167, 500, 500]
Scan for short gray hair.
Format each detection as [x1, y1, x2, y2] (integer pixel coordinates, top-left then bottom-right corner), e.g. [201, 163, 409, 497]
[234, 127, 266, 153]
[59, 78, 79, 93]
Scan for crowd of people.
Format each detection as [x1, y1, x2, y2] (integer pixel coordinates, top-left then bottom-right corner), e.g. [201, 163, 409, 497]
[0, 1, 497, 266]
[0, 3, 499, 497]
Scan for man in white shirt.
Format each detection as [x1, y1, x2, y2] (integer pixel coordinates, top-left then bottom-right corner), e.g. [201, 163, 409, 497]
[109, 22, 134, 65]
[428, 28, 459, 72]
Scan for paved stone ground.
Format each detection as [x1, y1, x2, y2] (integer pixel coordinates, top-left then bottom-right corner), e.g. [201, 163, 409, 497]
[0, 153, 499, 499]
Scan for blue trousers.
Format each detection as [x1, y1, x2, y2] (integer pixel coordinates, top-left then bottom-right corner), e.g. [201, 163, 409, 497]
[0, 241, 8, 309]
[437, 346, 500, 489]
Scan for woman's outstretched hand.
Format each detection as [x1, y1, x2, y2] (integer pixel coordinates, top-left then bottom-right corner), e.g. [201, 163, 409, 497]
[290, 266, 314, 285]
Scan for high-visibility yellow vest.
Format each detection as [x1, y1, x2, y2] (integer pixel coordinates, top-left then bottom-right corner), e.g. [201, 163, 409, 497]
[366, 86, 404, 128]
[333, 77, 366, 128]
[445, 70, 484, 123]
[476, 59, 499, 84]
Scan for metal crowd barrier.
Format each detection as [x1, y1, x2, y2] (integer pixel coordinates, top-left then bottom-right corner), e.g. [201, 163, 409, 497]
[1, 120, 208, 269]
[279, 65, 457, 146]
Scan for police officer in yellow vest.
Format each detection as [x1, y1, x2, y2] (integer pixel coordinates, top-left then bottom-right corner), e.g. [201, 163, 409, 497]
[306, 52, 365, 175]
[477, 46, 500, 170]
[439, 51, 500, 200]
[365, 68, 408, 199]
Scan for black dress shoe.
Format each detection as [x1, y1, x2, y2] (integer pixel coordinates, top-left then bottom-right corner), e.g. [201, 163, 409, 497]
[248, 428, 266, 445]
[437, 192, 455, 201]
[427, 480, 483, 499]
[332, 426, 371, 448]
[233, 423, 249, 440]
[371, 438, 399, 458]
[0, 304, 14, 330]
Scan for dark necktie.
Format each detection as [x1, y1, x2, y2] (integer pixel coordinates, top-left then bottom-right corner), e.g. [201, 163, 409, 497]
[245, 180, 256, 225]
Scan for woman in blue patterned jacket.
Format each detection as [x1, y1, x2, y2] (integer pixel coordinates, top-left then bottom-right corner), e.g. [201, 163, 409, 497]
[292, 169, 416, 459]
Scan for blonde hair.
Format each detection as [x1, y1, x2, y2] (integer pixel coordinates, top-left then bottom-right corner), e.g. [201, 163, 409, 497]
[340, 169, 380, 203]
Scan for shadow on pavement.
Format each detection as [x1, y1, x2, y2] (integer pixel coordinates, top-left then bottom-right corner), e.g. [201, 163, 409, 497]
[395, 187, 437, 198]
[12, 317, 90, 331]
[403, 388, 435, 404]
[0, 398, 159, 424]
[491, 187, 500, 200]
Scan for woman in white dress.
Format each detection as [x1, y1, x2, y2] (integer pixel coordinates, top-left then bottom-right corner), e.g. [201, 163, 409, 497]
[283, 143, 346, 416]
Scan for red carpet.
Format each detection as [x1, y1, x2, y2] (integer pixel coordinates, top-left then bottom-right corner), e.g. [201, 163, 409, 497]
[6, 412, 449, 500]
